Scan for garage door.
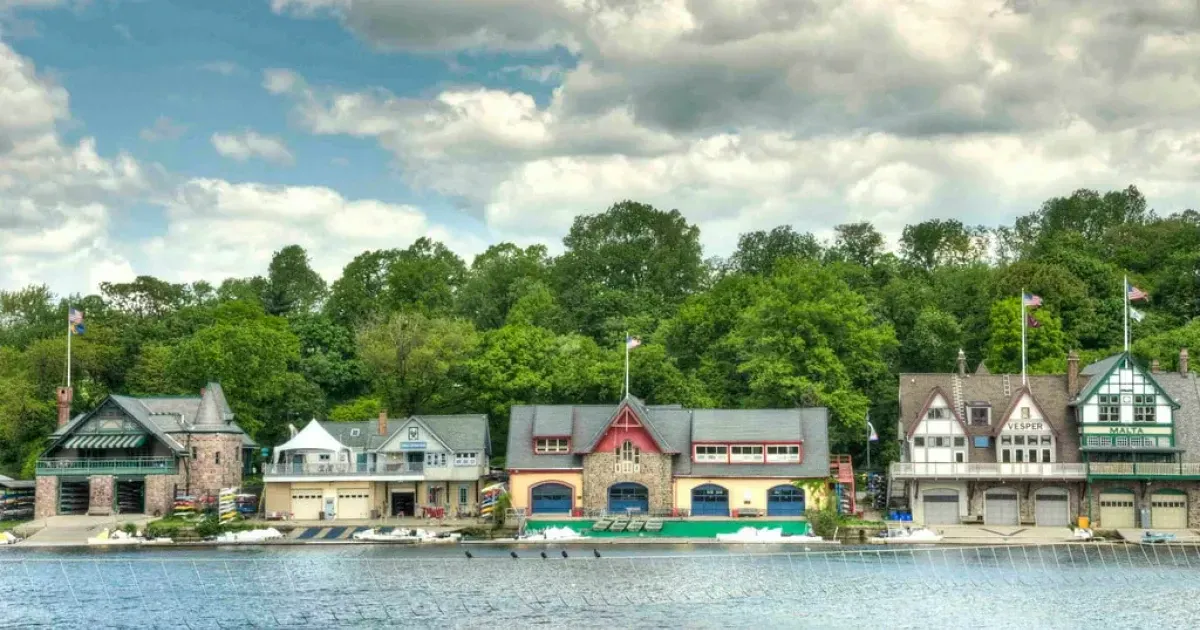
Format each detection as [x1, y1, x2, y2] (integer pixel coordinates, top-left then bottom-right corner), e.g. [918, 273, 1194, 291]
[290, 492, 323, 520]
[608, 483, 649, 514]
[922, 490, 960, 525]
[1099, 490, 1136, 529]
[985, 490, 1019, 526]
[531, 483, 573, 514]
[1034, 489, 1070, 527]
[1151, 490, 1188, 529]
[767, 485, 806, 516]
[691, 484, 730, 516]
[337, 490, 370, 520]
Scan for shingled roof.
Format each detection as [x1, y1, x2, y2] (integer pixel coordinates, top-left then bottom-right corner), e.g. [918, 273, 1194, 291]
[308, 415, 491, 454]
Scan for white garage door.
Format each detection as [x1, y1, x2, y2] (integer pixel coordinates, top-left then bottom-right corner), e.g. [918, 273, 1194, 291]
[1034, 489, 1070, 527]
[337, 491, 371, 520]
[922, 490, 960, 525]
[291, 492, 323, 520]
[1099, 491, 1136, 529]
[1151, 491, 1187, 529]
[985, 490, 1019, 526]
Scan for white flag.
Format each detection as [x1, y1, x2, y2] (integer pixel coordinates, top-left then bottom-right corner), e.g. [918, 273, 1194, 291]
[1130, 307, 1145, 323]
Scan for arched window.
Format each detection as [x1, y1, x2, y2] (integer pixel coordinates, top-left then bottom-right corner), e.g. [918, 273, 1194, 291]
[616, 440, 640, 473]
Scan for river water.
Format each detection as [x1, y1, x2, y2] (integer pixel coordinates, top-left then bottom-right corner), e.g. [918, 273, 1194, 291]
[3, 543, 1200, 629]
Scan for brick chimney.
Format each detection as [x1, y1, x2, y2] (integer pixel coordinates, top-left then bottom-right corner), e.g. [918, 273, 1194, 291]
[956, 349, 966, 376]
[1067, 350, 1079, 397]
[1181, 348, 1189, 375]
[378, 409, 389, 436]
[1151, 359, 1160, 374]
[56, 386, 73, 428]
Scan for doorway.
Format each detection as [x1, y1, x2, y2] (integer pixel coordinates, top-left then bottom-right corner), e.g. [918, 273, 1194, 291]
[391, 492, 416, 517]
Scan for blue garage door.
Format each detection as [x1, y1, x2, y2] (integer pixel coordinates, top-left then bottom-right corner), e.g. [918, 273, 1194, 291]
[531, 483, 573, 514]
[608, 483, 649, 514]
[691, 484, 729, 516]
[767, 485, 805, 516]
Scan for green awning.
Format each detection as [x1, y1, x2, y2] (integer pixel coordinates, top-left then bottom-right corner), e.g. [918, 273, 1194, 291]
[64, 434, 147, 449]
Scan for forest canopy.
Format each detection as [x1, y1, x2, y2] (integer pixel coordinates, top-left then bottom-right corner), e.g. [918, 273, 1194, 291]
[2, 188, 1197, 477]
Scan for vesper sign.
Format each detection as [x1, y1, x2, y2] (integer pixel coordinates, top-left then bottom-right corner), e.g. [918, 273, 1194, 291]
[1007, 421, 1044, 432]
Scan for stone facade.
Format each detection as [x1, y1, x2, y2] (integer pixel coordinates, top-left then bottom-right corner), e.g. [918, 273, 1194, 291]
[581, 451, 673, 512]
[145, 473, 181, 517]
[88, 475, 114, 515]
[1085, 480, 1200, 528]
[967, 481, 1082, 525]
[34, 476, 58, 519]
[176, 434, 244, 495]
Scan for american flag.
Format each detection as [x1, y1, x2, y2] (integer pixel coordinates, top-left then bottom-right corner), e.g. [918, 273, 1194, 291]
[1022, 293, 1042, 307]
[1027, 314, 1042, 329]
[625, 335, 641, 350]
[68, 308, 83, 324]
[1127, 282, 1148, 301]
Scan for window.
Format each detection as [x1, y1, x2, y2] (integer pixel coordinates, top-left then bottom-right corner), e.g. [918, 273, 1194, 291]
[954, 452, 964, 463]
[1002, 450, 1011, 463]
[953, 437, 965, 447]
[619, 440, 640, 464]
[534, 438, 569, 454]
[1042, 449, 1051, 463]
[973, 436, 990, 448]
[1014, 436, 1025, 446]
[1021, 407, 1031, 419]
[1014, 449, 1024, 462]
[1041, 435, 1052, 445]
[215, 452, 221, 465]
[192, 447, 198, 459]
[425, 452, 447, 467]
[914, 437, 925, 447]
[933, 437, 945, 447]
[1134, 405, 1156, 423]
[1000, 436, 1012, 445]
[349, 428, 360, 437]
[927, 407, 949, 419]
[318, 453, 331, 462]
[695, 445, 727, 462]
[1098, 394, 1120, 422]
[766, 445, 800, 463]
[408, 427, 419, 441]
[455, 452, 478, 466]
[730, 445, 763, 463]
[427, 486, 441, 504]
[459, 486, 469, 505]
[969, 407, 990, 426]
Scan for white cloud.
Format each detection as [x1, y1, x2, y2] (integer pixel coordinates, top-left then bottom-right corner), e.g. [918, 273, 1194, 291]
[200, 60, 240, 76]
[210, 130, 295, 165]
[139, 116, 187, 142]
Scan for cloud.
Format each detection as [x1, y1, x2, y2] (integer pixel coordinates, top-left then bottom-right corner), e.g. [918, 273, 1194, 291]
[139, 116, 187, 142]
[210, 130, 295, 165]
[264, 0, 1200, 254]
[200, 60, 240, 76]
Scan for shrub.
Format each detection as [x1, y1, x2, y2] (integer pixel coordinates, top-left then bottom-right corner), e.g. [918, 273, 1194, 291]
[121, 522, 138, 535]
[805, 506, 840, 539]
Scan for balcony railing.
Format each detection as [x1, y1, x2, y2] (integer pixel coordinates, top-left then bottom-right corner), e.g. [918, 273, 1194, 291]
[262, 461, 424, 477]
[889, 462, 1087, 480]
[36, 457, 176, 476]
[1087, 462, 1200, 478]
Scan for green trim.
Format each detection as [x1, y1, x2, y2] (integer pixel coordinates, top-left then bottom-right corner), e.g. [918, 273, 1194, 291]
[1074, 352, 1180, 410]
[1153, 488, 1187, 495]
[36, 457, 176, 476]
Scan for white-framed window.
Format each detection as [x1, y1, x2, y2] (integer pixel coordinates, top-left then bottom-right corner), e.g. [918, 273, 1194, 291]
[619, 440, 640, 464]
[694, 445, 727, 462]
[318, 453, 331, 462]
[425, 452, 447, 467]
[534, 438, 569, 454]
[458, 486, 469, 505]
[455, 452, 478, 466]
[1020, 407, 1031, 419]
[730, 445, 763, 463]
[765, 445, 800, 463]
[927, 407, 949, 419]
[1098, 394, 1120, 422]
[969, 406, 990, 425]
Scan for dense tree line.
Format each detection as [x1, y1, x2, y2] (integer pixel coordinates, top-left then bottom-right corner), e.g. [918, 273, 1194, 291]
[3, 188, 1199, 477]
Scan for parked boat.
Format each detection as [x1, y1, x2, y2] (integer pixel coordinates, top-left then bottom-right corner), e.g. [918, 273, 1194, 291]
[214, 528, 284, 543]
[868, 527, 944, 544]
[715, 526, 823, 543]
[1, 531, 20, 545]
[519, 526, 587, 541]
[87, 528, 146, 546]
[1141, 531, 1177, 544]
[352, 527, 462, 543]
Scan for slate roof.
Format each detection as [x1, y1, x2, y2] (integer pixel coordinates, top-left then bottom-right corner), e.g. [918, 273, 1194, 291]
[898, 372, 1080, 464]
[314, 415, 490, 454]
[506, 401, 831, 479]
[1151, 373, 1200, 464]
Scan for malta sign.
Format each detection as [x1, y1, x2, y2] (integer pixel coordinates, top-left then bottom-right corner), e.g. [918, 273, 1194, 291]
[1082, 425, 1172, 436]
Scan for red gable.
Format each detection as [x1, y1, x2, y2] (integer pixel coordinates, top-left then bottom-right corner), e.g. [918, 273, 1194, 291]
[592, 405, 662, 453]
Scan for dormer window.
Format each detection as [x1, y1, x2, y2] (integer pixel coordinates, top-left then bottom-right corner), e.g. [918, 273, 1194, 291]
[969, 406, 990, 426]
[695, 445, 727, 462]
[535, 438, 569, 454]
[350, 428, 360, 437]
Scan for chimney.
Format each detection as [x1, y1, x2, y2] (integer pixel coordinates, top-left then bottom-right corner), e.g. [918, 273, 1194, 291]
[1067, 350, 1079, 397]
[956, 349, 966, 376]
[378, 409, 389, 436]
[1181, 348, 1190, 375]
[1151, 359, 1160, 374]
[56, 386, 73, 428]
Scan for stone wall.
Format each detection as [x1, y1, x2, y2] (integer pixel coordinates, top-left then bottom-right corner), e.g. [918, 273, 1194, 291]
[1086, 480, 1200, 528]
[88, 475, 114, 515]
[967, 481, 1083, 524]
[34, 476, 58, 519]
[144, 473, 181, 517]
[581, 451, 673, 512]
[177, 434, 244, 495]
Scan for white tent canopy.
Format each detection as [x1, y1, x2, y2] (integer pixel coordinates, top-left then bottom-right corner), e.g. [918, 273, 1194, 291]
[273, 419, 350, 462]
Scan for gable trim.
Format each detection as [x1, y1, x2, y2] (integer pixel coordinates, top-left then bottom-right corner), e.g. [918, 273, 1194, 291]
[374, 416, 454, 453]
[44, 396, 185, 455]
[992, 387, 1060, 439]
[906, 387, 970, 438]
[1073, 352, 1180, 409]
[577, 399, 676, 454]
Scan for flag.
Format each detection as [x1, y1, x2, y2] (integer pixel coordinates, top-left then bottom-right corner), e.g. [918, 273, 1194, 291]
[71, 324, 85, 336]
[625, 335, 641, 350]
[1022, 293, 1042, 307]
[1127, 282, 1148, 301]
[1027, 314, 1041, 328]
[1130, 307, 1145, 323]
[867, 421, 878, 442]
[68, 309, 83, 324]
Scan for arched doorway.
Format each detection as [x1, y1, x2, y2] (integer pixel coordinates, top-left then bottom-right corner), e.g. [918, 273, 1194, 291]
[767, 485, 805, 516]
[530, 482, 573, 514]
[691, 484, 729, 516]
[608, 482, 649, 514]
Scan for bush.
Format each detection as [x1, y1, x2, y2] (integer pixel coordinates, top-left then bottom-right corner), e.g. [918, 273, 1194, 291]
[146, 518, 191, 539]
[491, 493, 511, 530]
[805, 506, 840, 538]
[121, 522, 138, 535]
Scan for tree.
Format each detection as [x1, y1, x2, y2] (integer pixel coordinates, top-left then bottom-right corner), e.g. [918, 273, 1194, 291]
[263, 245, 328, 315]
[984, 298, 1066, 374]
[831, 222, 885, 266]
[356, 312, 477, 417]
[325, 249, 399, 328]
[457, 243, 550, 330]
[385, 238, 467, 316]
[288, 313, 366, 404]
[899, 219, 988, 270]
[328, 396, 384, 422]
[729, 226, 821, 276]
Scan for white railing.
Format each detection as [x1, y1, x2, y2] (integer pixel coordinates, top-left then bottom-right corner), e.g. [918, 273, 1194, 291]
[889, 462, 1087, 479]
[1088, 462, 1200, 477]
[263, 461, 423, 477]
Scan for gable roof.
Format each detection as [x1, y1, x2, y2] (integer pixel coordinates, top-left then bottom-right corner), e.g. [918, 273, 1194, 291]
[1073, 352, 1180, 408]
[905, 387, 969, 438]
[50, 396, 187, 453]
[577, 397, 677, 454]
[992, 386, 1060, 438]
[276, 419, 348, 453]
[314, 415, 491, 454]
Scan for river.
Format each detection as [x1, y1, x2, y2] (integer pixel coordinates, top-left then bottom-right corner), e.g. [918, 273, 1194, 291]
[3, 543, 1200, 628]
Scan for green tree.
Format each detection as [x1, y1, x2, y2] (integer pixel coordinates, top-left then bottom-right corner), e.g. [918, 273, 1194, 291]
[457, 243, 550, 330]
[984, 298, 1066, 374]
[385, 238, 467, 315]
[831, 222, 885, 266]
[729, 226, 821, 276]
[325, 249, 399, 328]
[263, 245, 328, 315]
[328, 396, 384, 421]
[899, 219, 988, 270]
[356, 312, 477, 417]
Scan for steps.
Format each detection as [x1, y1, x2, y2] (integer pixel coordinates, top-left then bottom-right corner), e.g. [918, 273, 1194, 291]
[830, 455, 857, 515]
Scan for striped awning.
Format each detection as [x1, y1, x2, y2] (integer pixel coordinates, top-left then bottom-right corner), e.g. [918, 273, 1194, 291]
[64, 434, 147, 449]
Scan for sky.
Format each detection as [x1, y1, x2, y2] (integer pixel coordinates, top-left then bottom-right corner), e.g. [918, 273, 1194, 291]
[1, 0, 1199, 296]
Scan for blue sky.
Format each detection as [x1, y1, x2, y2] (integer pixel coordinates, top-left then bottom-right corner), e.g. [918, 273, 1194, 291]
[1, 0, 1197, 295]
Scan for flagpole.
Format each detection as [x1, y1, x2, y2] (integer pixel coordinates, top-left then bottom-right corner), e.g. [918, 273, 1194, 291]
[865, 415, 871, 472]
[1020, 290, 1027, 385]
[1123, 275, 1129, 352]
[66, 301, 72, 389]
[623, 334, 630, 399]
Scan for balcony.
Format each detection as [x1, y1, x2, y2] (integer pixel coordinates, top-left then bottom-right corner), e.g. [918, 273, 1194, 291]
[1087, 462, 1200, 479]
[889, 462, 1087, 480]
[262, 460, 424, 481]
[36, 457, 177, 476]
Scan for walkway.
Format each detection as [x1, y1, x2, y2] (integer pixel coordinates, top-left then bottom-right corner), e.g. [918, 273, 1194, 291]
[17, 514, 154, 547]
